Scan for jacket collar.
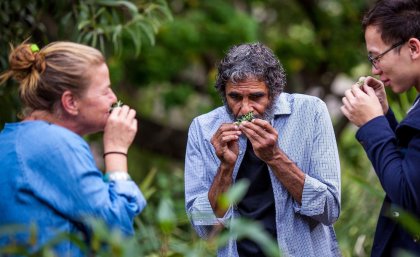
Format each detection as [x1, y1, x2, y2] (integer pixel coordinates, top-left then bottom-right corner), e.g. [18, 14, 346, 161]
[400, 94, 420, 130]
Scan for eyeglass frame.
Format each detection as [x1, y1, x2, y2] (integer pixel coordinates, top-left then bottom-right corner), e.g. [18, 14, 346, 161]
[367, 40, 405, 69]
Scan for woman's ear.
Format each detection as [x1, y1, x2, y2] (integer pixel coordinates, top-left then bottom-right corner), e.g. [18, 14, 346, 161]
[61, 90, 79, 116]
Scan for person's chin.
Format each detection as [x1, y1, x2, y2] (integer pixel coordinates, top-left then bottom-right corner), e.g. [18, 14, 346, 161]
[390, 85, 406, 94]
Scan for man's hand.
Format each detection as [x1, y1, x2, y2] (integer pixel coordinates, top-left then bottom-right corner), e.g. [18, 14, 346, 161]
[239, 119, 280, 164]
[239, 118, 305, 204]
[359, 76, 389, 114]
[341, 83, 383, 127]
[211, 123, 241, 166]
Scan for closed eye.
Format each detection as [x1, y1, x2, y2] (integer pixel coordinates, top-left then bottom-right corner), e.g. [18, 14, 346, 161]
[228, 92, 242, 101]
[249, 92, 266, 101]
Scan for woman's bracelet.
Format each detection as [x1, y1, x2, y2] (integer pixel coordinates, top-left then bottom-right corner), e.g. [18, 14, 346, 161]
[103, 151, 127, 158]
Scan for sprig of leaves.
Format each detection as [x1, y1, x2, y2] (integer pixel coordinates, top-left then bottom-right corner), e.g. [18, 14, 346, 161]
[356, 77, 365, 88]
[234, 111, 254, 125]
[109, 100, 123, 113]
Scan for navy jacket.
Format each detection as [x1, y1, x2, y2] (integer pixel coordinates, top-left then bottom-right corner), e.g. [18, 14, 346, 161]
[356, 95, 420, 257]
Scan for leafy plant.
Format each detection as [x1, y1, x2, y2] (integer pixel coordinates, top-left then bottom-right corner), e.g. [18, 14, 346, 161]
[234, 111, 254, 125]
[75, 0, 172, 56]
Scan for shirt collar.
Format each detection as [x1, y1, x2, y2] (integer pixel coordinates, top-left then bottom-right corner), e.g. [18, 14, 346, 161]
[273, 93, 292, 116]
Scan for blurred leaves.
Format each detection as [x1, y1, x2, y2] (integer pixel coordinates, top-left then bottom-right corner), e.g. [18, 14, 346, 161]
[75, 0, 172, 56]
[158, 198, 177, 234]
[218, 219, 281, 257]
[217, 179, 250, 211]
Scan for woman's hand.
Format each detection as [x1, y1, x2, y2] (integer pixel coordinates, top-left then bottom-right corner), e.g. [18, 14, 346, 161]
[103, 105, 138, 153]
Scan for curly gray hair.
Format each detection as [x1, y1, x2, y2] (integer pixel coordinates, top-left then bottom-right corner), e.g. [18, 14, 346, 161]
[215, 42, 286, 104]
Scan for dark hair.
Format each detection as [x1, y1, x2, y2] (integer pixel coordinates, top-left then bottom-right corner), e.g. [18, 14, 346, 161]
[362, 0, 420, 45]
[215, 42, 286, 103]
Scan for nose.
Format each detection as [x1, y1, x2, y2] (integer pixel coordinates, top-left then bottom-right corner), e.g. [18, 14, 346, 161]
[239, 99, 253, 116]
[110, 88, 118, 102]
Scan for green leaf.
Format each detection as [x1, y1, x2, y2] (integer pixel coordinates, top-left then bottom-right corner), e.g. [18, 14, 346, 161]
[385, 206, 420, 236]
[157, 198, 177, 234]
[138, 21, 156, 45]
[125, 25, 142, 56]
[218, 219, 281, 257]
[218, 179, 250, 211]
[78, 20, 92, 30]
[97, 0, 139, 17]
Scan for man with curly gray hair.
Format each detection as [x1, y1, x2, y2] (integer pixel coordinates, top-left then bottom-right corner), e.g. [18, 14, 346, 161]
[185, 42, 341, 256]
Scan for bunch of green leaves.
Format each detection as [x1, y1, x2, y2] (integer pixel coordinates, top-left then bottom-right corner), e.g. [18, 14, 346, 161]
[234, 111, 254, 125]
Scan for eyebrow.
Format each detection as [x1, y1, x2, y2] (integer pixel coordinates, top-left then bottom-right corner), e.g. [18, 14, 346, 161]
[227, 92, 241, 97]
[250, 92, 266, 97]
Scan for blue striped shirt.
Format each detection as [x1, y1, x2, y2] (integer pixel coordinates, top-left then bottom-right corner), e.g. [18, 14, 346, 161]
[185, 93, 341, 256]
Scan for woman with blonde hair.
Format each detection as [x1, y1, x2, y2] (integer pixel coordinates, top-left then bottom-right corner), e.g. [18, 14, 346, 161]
[0, 41, 146, 256]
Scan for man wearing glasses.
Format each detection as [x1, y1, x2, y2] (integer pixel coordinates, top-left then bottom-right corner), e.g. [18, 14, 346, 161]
[341, 0, 420, 256]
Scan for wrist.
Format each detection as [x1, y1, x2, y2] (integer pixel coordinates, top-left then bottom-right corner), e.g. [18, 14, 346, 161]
[220, 161, 235, 172]
[103, 151, 127, 158]
[266, 149, 291, 167]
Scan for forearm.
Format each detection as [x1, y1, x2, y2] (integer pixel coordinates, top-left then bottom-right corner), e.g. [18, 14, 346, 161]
[208, 163, 235, 217]
[267, 149, 305, 204]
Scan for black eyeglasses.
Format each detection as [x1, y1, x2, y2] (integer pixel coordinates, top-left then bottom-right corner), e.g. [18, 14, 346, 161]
[368, 41, 405, 69]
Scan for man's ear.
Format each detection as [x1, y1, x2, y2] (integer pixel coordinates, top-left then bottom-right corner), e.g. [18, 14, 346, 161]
[61, 90, 79, 116]
[408, 38, 420, 59]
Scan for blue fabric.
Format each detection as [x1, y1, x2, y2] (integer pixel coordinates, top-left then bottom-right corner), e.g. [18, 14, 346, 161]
[0, 121, 146, 256]
[356, 95, 420, 257]
[184, 93, 341, 257]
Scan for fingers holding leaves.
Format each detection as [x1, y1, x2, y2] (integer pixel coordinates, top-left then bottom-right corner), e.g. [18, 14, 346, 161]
[211, 123, 241, 165]
[239, 119, 279, 162]
[104, 104, 138, 152]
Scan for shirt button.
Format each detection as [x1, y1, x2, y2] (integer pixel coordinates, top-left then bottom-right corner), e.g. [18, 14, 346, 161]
[392, 211, 400, 218]
[413, 235, 420, 243]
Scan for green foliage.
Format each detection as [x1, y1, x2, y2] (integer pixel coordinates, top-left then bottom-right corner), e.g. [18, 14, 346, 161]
[0, 181, 281, 257]
[387, 88, 418, 122]
[0, 0, 171, 126]
[75, 0, 172, 56]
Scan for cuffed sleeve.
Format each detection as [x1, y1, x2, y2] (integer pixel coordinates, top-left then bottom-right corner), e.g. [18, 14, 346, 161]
[293, 100, 341, 225]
